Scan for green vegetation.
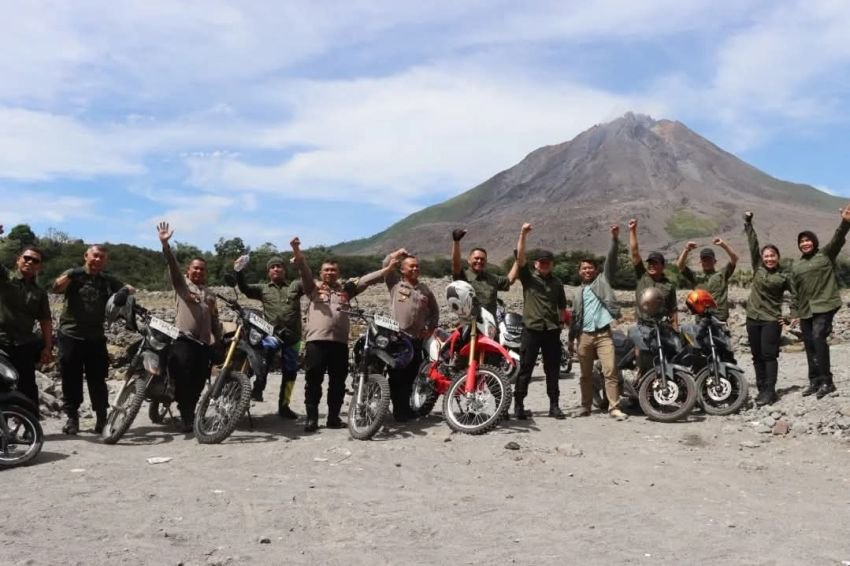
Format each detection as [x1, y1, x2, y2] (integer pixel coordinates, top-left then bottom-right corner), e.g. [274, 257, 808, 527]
[665, 209, 719, 240]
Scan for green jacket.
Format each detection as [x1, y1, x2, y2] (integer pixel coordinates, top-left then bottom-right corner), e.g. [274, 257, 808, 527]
[569, 237, 621, 340]
[0, 264, 51, 345]
[744, 222, 795, 321]
[518, 263, 567, 331]
[680, 262, 735, 321]
[634, 262, 677, 321]
[57, 270, 124, 340]
[790, 220, 850, 319]
[236, 271, 303, 345]
[453, 268, 509, 317]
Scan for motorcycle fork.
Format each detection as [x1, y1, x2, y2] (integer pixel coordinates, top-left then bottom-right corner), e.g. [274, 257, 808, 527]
[355, 329, 371, 406]
[464, 320, 479, 394]
[213, 324, 243, 397]
[654, 325, 669, 388]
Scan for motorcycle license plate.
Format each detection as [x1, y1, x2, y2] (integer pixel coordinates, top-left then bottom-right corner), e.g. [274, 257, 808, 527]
[248, 312, 274, 335]
[374, 314, 400, 332]
[149, 317, 179, 340]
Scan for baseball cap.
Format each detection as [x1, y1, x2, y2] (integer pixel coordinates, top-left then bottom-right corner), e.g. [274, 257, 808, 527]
[699, 248, 716, 260]
[646, 251, 665, 264]
[534, 250, 555, 262]
[266, 256, 285, 269]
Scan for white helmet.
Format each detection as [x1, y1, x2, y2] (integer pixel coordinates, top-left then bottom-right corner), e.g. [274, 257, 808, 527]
[446, 281, 476, 318]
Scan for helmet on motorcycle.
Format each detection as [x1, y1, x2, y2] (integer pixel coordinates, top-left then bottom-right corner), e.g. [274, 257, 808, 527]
[685, 289, 717, 315]
[446, 281, 476, 319]
[638, 287, 665, 318]
[105, 291, 135, 328]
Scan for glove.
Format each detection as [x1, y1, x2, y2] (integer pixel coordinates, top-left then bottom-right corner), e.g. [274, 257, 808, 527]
[451, 229, 467, 242]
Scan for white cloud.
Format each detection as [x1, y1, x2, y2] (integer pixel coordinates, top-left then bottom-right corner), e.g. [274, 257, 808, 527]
[0, 188, 98, 226]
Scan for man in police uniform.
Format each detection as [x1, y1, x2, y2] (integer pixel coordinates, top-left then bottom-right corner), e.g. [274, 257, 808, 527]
[382, 249, 440, 422]
[235, 255, 303, 418]
[0, 228, 53, 411]
[52, 245, 134, 435]
[451, 229, 512, 318]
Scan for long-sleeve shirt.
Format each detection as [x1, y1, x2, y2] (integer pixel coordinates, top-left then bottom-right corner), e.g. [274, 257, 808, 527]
[236, 271, 304, 345]
[0, 264, 51, 345]
[790, 220, 850, 319]
[163, 245, 220, 345]
[382, 259, 439, 337]
[57, 269, 123, 340]
[518, 264, 567, 331]
[744, 222, 795, 321]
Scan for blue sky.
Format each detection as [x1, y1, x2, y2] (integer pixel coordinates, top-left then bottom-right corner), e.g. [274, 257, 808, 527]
[2, 1, 849, 251]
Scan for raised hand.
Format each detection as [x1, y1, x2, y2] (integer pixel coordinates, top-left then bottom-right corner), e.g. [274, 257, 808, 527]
[520, 223, 533, 235]
[686, 241, 698, 251]
[628, 218, 638, 231]
[610, 224, 619, 238]
[290, 237, 301, 251]
[713, 237, 725, 246]
[452, 229, 467, 242]
[841, 202, 850, 222]
[156, 222, 173, 244]
[744, 211, 753, 223]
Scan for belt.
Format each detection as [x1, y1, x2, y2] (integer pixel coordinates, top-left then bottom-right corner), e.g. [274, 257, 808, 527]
[583, 325, 610, 335]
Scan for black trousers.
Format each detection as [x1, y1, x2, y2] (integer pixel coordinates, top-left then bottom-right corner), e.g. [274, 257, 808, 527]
[387, 339, 423, 418]
[303, 341, 348, 413]
[746, 319, 781, 392]
[515, 328, 561, 401]
[800, 309, 838, 383]
[168, 339, 212, 422]
[59, 333, 109, 417]
[4, 342, 41, 408]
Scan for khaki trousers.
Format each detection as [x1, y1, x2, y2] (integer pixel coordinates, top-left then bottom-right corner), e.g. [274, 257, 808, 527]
[577, 328, 620, 411]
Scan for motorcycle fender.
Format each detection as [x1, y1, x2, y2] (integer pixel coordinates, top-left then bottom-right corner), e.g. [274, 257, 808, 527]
[665, 364, 692, 379]
[238, 342, 268, 381]
[458, 336, 514, 365]
[718, 363, 745, 378]
[0, 390, 39, 416]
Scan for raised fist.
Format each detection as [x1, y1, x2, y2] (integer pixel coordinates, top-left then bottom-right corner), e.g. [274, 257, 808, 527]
[628, 218, 638, 231]
[686, 241, 698, 251]
[744, 211, 753, 223]
[713, 237, 724, 246]
[451, 229, 467, 242]
[520, 223, 533, 235]
[610, 224, 619, 238]
[290, 237, 301, 250]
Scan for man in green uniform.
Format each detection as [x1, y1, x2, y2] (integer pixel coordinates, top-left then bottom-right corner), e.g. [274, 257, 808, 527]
[629, 218, 677, 326]
[0, 235, 53, 410]
[676, 238, 738, 321]
[52, 245, 134, 435]
[508, 222, 568, 420]
[234, 255, 303, 419]
[451, 229, 513, 317]
[791, 203, 850, 398]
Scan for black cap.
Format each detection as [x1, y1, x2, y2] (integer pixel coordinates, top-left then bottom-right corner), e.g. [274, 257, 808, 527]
[646, 251, 665, 264]
[699, 248, 716, 260]
[534, 250, 555, 262]
[266, 256, 285, 269]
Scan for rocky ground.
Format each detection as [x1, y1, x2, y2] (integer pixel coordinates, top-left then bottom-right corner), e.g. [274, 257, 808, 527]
[6, 284, 850, 565]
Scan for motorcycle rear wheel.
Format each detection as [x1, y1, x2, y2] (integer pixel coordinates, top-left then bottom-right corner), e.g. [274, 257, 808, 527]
[194, 370, 252, 444]
[348, 373, 390, 440]
[443, 364, 511, 435]
[410, 361, 438, 417]
[638, 368, 697, 422]
[0, 405, 43, 468]
[696, 367, 748, 416]
[102, 375, 147, 445]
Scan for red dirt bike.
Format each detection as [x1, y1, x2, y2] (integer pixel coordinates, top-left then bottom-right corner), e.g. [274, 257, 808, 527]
[410, 306, 515, 434]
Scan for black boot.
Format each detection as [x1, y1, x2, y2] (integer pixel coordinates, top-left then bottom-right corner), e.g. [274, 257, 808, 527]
[278, 404, 299, 420]
[304, 404, 319, 433]
[513, 397, 528, 420]
[801, 378, 821, 397]
[94, 411, 107, 434]
[326, 403, 346, 429]
[548, 399, 565, 420]
[816, 377, 836, 399]
[62, 413, 79, 435]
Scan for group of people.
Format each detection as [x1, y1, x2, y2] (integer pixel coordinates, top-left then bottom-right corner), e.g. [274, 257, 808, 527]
[0, 202, 847, 437]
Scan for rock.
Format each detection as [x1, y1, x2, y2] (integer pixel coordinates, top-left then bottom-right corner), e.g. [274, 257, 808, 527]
[555, 443, 583, 457]
[772, 420, 791, 435]
[738, 461, 767, 472]
[754, 424, 772, 434]
[258, 537, 271, 544]
[504, 441, 521, 451]
[739, 441, 761, 449]
[763, 416, 776, 428]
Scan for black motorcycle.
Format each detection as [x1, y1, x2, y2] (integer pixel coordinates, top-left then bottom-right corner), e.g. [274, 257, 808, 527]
[347, 308, 413, 440]
[193, 275, 282, 444]
[593, 317, 697, 422]
[680, 315, 748, 415]
[0, 348, 43, 468]
[102, 290, 188, 443]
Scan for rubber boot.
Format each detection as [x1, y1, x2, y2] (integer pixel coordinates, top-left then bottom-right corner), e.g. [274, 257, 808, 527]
[513, 395, 528, 420]
[304, 404, 319, 433]
[548, 398, 566, 420]
[801, 378, 821, 397]
[816, 376, 836, 399]
[278, 380, 298, 420]
[326, 402, 346, 429]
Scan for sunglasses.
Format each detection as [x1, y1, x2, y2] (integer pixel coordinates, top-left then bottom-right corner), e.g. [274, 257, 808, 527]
[21, 255, 42, 265]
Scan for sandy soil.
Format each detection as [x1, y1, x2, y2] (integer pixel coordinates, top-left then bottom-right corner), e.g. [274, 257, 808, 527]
[4, 336, 850, 566]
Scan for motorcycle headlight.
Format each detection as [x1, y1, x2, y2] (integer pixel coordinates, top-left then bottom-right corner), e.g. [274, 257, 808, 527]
[375, 335, 390, 348]
[248, 327, 263, 346]
[0, 362, 19, 386]
[147, 332, 169, 352]
[486, 324, 497, 339]
[142, 351, 161, 375]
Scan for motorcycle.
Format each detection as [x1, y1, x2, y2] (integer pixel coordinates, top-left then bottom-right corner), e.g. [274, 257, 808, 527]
[193, 275, 282, 444]
[0, 348, 43, 468]
[680, 294, 749, 416]
[411, 304, 514, 434]
[102, 290, 187, 443]
[592, 316, 698, 422]
[346, 307, 413, 440]
[495, 301, 573, 381]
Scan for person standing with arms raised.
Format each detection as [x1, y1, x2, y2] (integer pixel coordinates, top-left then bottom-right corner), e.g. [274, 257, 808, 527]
[451, 229, 513, 318]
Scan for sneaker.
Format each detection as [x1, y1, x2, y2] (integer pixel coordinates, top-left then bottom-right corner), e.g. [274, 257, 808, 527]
[609, 408, 628, 420]
[62, 416, 80, 435]
[278, 405, 299, 420]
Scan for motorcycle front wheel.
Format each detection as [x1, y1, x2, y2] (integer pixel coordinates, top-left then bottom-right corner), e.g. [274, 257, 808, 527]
[0, 405, 43, 468]
[410, 361, 438, 417]
[102, 375, 147, 444]
[348, 373, 390, 440]
[638, 368, 697, 422]
[194, 370, 252, 444]
[443, 364, 511, 435]
[696, 367, 749, 416]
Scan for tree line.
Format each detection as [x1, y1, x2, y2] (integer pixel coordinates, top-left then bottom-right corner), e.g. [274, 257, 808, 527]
[4, 223, 850, 291]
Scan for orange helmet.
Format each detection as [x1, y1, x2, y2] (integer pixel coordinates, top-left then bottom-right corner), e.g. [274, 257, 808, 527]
[686, 289, 717, 315]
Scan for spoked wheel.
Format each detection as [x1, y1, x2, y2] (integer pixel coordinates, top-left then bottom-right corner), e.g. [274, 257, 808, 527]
[194, 370, 252, 444]
[148, 400, 170, 424]
[348, 373, 390, 440]
[696, 367, 748, 416]
[410, 362, 439, 417]
[560, 342, 573, 377]
[102, 376, 147, 444]
[638, 368, 697, 422]
[443, 364, 511, 435]
[0, 405, 43, 468]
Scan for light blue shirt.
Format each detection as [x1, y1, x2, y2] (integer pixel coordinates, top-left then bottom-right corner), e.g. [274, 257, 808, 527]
[581, 285, 613, 332]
